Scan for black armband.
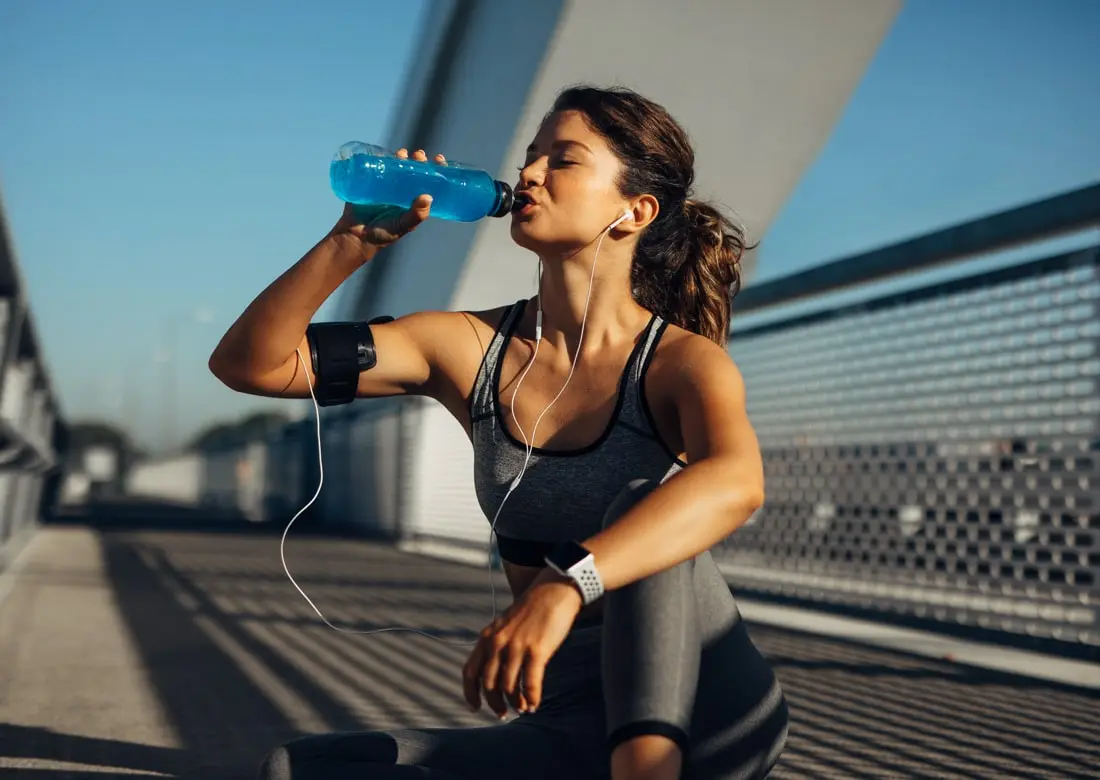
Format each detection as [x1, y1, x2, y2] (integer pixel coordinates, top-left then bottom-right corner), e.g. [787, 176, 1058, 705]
[304, 315, 394, 406]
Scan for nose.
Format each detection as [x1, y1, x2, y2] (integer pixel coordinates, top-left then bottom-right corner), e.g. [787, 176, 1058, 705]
[516, 158, 546, 189]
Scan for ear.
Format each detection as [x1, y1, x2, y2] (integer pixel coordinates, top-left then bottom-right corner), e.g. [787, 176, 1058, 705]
[616, 193, 660, 234]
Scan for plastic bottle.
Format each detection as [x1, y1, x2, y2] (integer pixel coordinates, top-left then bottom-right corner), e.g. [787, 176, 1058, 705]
[329, 142, 514, 223]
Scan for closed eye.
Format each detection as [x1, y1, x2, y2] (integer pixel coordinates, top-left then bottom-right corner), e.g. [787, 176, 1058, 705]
[518, 155, 578, 171]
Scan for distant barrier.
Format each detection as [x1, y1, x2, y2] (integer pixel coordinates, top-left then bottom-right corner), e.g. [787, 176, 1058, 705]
[0, 192, 65, 572]
[707, 184, 1100, 651]
[716, 246, 1099, 649]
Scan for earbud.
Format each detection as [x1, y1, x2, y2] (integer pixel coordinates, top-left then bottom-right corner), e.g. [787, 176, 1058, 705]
[609, 207, 632, 230]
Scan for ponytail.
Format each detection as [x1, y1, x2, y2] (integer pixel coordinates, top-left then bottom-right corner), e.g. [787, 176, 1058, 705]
[632, 197, 749, 345]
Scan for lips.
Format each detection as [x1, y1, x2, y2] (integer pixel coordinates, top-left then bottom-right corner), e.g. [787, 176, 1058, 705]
[512, 191, 538, 214]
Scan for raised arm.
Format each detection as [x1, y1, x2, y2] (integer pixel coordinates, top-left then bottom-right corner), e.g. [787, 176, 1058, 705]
[209, 149, 455, 402]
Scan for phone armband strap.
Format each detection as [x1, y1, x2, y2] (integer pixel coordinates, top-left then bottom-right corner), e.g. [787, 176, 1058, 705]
[304, 315, 394, 406]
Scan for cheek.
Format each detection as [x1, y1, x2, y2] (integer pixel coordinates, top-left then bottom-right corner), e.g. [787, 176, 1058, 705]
[555, 177, 617, 228]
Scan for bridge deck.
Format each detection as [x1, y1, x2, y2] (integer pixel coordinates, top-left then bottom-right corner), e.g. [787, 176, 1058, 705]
[0, 516, 1096, 779]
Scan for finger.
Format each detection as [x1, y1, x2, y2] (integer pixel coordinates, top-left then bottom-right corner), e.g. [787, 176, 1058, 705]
[434, 153, 447, 166]
[480, 639, 502, 700]
[484, 681, 509, 720]
[396, 148, 409, 159]
[480, 641, 511, 720]
[462, 645, 484, 711]
[397, 194, 433, 233]
[523, 650, 548, 712]
[412, 148, 428, 162]
[501, 647, 527, 712]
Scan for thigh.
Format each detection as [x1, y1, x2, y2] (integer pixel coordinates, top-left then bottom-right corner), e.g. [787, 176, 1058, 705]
[602, 554, 700, 750]
[685, 556, 789, 779]
[600, 479, 702, 750]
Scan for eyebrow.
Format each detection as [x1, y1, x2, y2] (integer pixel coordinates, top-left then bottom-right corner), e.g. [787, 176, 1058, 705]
[524, 140, 593, 155]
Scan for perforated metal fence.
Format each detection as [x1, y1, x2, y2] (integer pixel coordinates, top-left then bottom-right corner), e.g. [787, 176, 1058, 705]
[717, 247, 1100, 649]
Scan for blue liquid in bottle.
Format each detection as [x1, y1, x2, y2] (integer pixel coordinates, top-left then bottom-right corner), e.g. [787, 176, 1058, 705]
[329, 142, 514, 222]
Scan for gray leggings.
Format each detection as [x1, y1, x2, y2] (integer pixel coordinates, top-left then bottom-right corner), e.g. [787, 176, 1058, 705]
[259, 480, 789, 779]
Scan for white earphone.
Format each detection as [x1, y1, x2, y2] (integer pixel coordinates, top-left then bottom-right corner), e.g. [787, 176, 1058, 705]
[491, 205, 633, 606]
[284, 205, 636, 646]
[535, 207, 631, 342]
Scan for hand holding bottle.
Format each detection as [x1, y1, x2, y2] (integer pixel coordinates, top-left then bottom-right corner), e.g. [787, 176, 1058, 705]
[330, 148, 444, 248]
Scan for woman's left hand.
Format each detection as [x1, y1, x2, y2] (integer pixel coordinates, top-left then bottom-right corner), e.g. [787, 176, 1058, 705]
[462, 573, 584, 719]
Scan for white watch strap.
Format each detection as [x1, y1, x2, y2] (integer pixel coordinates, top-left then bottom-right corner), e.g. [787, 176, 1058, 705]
[567, 555, 605, 605]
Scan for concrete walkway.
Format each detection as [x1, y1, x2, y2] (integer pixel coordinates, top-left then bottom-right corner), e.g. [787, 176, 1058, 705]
[1, 519, 1097, 779]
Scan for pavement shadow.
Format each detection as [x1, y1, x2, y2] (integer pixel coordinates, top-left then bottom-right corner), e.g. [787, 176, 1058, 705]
[42, 499, 493, 777]
[0, 723, 181, 777]
[6, 498, 358, 778]
[96, 537, 361, 777]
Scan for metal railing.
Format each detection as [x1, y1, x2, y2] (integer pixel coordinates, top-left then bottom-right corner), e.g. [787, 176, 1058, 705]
[718, 184, 1100, 654]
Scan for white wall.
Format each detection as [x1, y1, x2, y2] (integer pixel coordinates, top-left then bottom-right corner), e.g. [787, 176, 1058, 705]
[126, 453, 204, 504]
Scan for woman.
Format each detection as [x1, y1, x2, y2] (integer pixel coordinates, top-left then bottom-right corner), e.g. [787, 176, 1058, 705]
[210, 85, 789, 780]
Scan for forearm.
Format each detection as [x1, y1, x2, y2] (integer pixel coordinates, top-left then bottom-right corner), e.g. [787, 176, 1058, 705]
[583, 461, 762, 592]
[210, 233, 376, 380]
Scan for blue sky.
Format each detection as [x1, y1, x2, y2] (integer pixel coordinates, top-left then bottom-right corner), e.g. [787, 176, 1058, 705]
[1, 0, 1098, 452]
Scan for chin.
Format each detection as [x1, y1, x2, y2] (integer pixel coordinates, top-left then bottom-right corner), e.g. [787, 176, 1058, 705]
[508, 216, 585, 256]
[509, 217, 548, 252]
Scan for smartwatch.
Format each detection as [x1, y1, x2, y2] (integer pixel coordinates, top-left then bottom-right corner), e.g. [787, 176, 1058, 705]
[544, 541, 605, 605]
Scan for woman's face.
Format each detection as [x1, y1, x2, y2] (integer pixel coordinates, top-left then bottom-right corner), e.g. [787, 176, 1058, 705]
[509, 109, 630, 254]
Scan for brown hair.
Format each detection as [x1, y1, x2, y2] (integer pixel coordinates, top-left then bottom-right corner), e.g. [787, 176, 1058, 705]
[550, 85, 751, 345]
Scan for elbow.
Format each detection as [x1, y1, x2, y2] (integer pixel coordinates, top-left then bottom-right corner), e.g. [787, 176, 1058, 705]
[733, 486, 764, 519]
[745, 476, 765, 514]
[208, 349, 250, 393]
[745, 486, 765, 517]
[728, 479, 764, 532]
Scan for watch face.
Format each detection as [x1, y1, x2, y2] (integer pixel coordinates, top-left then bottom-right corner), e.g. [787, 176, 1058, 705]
[548, 541, 590, 570]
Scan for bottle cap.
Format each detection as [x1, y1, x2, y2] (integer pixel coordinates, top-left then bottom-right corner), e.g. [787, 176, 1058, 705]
[491, 181, 515, 218]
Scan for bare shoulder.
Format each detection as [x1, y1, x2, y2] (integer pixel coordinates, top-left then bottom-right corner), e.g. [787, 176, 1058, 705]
[648, 324, 745, 403]
[412, 305, 512, 357]
[388, 302, 519, 425]
[380, 304, 513, 360]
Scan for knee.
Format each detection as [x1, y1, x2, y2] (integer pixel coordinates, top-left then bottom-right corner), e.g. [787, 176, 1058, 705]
[610, 732, 685, 780]
[256, 731, 398, 779]
[603, 479, 660, 529]
[255, 734, 333, 780]
[256, 746, 291, 780]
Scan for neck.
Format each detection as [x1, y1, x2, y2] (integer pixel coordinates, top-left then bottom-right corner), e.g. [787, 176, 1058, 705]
[534, 238, 649, 352]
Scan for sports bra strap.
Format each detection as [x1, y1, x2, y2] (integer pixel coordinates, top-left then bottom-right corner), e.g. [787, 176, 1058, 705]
[470, 299, 526, 423]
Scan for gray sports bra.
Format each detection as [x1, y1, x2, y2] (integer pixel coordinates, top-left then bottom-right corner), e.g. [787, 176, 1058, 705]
[470, 299, 685, 566]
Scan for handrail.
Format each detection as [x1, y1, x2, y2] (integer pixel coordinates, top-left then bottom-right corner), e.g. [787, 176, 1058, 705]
[733, 182, 1100, 320]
